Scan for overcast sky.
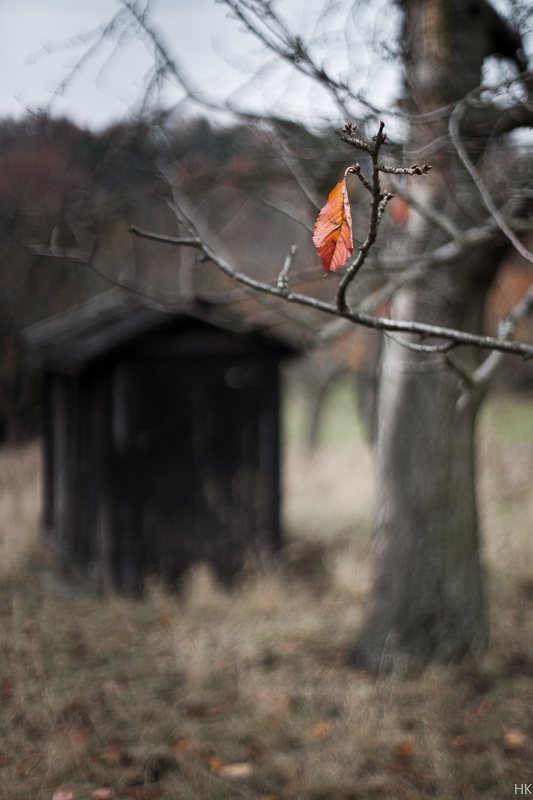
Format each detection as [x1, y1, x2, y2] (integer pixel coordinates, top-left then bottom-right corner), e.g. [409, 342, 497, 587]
[1, 0, 404, 131]
[1, 0, 252, 128]
[0, 0, 333, 129]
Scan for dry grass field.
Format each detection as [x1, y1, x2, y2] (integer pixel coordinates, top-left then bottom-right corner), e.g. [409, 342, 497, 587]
[1, 385, 533, 799]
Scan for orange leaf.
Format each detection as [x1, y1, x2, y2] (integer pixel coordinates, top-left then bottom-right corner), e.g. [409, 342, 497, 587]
[208, 756, 225, 772]
[311, 719, 333, 738]
[313, 167, 356, 273]
[393, 739, 417, 759]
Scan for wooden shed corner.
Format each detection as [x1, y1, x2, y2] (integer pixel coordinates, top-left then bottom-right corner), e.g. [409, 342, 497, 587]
[23, 291, 297, 592]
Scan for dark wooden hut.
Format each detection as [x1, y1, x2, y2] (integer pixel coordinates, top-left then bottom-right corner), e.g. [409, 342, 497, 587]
[24, 291, 295, 592]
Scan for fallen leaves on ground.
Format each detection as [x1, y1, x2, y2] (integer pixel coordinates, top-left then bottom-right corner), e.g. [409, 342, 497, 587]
[218, 762, 255, 778]
[103, 681, 127, 696]
[171, 737, 193, 753]
[277, 637, 305, 656]
[97, 746, 125, 766]
[447, 734, 484, 753]
[207, 755, 225, 772]
[208, 754, 255, 778]
[246, 740, 264, 759]
[16, 752, 44, 777]
[182, 700, 231, 717]
[311, 719, 334, 738]
[464, 699, 491, 722]
[24, 619, 37, 636]
[393, 739, 417, 760]
[0, 677, 14, 704]
[68, 726, 89, 745]
[387, 739, 418, 777]
[52, 790, 75, 800]
[503, 729, 528, 751]
[125, 787, 163, 799]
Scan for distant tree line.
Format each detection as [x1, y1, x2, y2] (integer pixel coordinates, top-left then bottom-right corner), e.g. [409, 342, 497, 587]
[0, 112, 346, 441]
[0, 108, 531, 444]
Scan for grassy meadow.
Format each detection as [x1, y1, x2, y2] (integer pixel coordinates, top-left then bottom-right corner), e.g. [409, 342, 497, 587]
[1, 382, 533, 799]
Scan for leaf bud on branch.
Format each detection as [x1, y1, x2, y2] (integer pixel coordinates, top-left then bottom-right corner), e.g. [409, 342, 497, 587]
[378, 163, 432, 176]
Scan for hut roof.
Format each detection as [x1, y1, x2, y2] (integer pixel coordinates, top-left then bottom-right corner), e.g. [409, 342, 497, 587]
[23, 290, 298, 375]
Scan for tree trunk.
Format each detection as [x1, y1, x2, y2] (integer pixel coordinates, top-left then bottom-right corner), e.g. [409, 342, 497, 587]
[348, 0, 522, 671]
[350, 261, 499, 670]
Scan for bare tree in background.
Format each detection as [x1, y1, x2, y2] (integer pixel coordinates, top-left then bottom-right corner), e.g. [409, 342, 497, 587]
[55, 0, 533, 670]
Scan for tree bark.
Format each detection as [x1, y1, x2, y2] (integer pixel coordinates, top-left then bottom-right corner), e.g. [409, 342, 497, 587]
[350, 254, 503, 671]
[349, 0, 524, 670]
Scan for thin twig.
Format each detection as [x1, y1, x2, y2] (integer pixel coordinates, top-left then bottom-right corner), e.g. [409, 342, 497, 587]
[449, 92, 533, 266]
[385, 331, 456, 354]
[378, 163, 431, 176]
[336, 122, 396, 313]
[377, 192, 394, 225]
[387, 177, 464, 241]
[350, 163, 373, 194]
[456, 273, 533, 406]
[260, 196, 314, 232]
[220, 0, 355, 119]
[126, 220, 533, 360]
[279, 152, 324, 210]
[128, 226, 203, 249]
[277, 245, 298, 295]
[443, 352, 477, 387]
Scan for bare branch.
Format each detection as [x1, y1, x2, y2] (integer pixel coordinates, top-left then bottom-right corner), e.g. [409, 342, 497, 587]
[377, 163, 431, 176]
[27, 243, 92, 264]
[128, 225, 203, 249]
[336, 122, 414, 312]
[115, 0, 243, 117]
[125, 220, 533, 360]
[278, 152, 324, 210]
[449, 91, 533, 267]
[357, 213, 533, 314]
[455, 269, 533, 408]
[260, 195, 314, 233]
[443, 352, 477, 387]
[338, 129, 374, 155]
[277, 244, 298, 295]
[377, 192, 394, 225]
[349, 163, 373, 194]
[385, 331, 456, 354]
[29, 237, 193, 311]
[220, 0, 356, 119]
[313, 316, 354, 346]
[387, 177, 465, 241]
